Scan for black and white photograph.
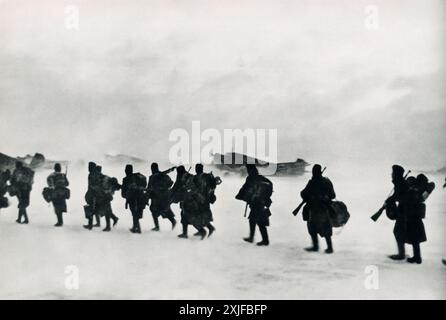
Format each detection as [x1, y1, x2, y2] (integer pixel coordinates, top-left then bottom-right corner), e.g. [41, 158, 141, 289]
[0, 0, 445, 305]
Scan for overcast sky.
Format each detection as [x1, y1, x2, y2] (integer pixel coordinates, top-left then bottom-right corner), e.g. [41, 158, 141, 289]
[0, 0, 445, 168]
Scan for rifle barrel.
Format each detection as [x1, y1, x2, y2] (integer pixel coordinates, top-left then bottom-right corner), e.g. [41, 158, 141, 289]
[371, 169, 411, 222]
[292, 200, 305, 216]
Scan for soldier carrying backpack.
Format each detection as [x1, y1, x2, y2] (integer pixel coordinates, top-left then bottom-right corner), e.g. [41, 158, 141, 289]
[236, 164, 273, 246]
[84, 165, 120, 232]
[122, 164, 147, 234]
[300, 164, 336, 253]
[83, 162, 102, 230]
[170, 166, 207, 239]
[97, 167, 121, 232]
[404, 174, 435, 264]
[147, 162, 176, 231]
[9, 161, 34, 224]
[192, 164, 221, 238]
[43, 163, 70, 227]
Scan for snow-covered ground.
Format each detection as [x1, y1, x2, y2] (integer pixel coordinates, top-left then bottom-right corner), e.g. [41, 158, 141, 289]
[0, 162, 445, 299]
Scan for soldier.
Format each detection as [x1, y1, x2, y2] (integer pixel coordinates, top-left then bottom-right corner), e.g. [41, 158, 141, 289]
[9, 161, 34, 224]
[95, 167, 120, 232]
[46, 163, 70, 227]
[171, 166, 207, 239]
[0, 169, 11, 209]
[170, 166, 189, 237]
[300, 164, 336, 253]
[404, 174, 435, 264]
[192, 164, 220, 237]
[121, 164, 147, 233]
[236, 164, 272, 246]
[83, 162, 102, 230]
[182, 172, 208, 240]
[147, 163, 176, 231]
[385, 165, 410, 260]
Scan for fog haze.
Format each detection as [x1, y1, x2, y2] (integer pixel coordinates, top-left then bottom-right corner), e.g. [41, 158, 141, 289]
[0, 0, 445, 169]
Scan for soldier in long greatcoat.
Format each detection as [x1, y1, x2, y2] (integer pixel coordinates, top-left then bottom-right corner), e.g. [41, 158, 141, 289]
[300, 165, 336, 253]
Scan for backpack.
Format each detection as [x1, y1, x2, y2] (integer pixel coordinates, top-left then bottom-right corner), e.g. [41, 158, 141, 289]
[103, 176, 120, 192]
[169, 173, 193, 204]
[99, 176, 120, 202]
[53, 187, 70, 200]
[52, 173, 68, 188]
[14, 167, 34, 186]
[134, 173, 147, 188]
[420, 182, 435, 201]
[125, 173, 147, 200]
[42, 186, 70, 203]
[151, 173, 173, 191]
[42, 187, 52, 203]
[249, 176, 273, 205]
[196, 173, 219, 204]
[328, 201, 350, 227]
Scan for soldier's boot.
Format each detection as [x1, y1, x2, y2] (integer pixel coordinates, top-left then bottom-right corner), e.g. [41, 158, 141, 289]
[135, 219, 141, 233]
[178, 224, 188, 238]
[256, 225, 269, 246]
[16, 208, 23, 224]
[389, 241, 406, 260]
[324, 236, 333, 254]
[130, 217, 142, 234]
[194, 227, 207, 240]
[22, 209, 29, 224]
[305, 234, 319, 252]
[407, 243, 422, 264]
[168, 217, 177, 230]
[103, 216, 111, 232]
[54, 211, 63, 227]
[206, 223, 216, 238]
[111, 213, 119, 227]
[93, 214, 101, 227]
[151, 216, 160, 231]
[83, 217, 93, 230]
[130, 216, 137, 233]
[243, 221, 256, 243]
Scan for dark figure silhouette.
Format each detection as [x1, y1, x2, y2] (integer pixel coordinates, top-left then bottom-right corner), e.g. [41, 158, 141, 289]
[83, 162, 102, 229]
[95, 167, 120, 232]
[404, 174, 435, 264]
[0, 169, 11, 209]
[300, 164, 335, 253]
[147, 163, 176, 231]
[192, 164, 220, 238]
[171, 166, 190, 238]
[236, 164, 272, 246]
[170, 166, 207, 239]
[9, 161, 34, 224]
[121, 164, 147, 234]
[386, 165, 410, 260]
[46, 163, 70, 227]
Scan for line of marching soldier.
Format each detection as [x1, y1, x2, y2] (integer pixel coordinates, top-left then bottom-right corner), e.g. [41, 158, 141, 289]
[0, 161, 443, 264]
[82, 162, 221, 239]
